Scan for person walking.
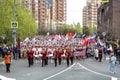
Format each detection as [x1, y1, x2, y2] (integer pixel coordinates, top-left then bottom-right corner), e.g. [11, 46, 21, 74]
[0, 46, 3, 57]
[41, 49, 47, 67]
[98, 47, 103, 62]
[103, 46, 107, 60]
[58, 48, 63, 65]
[116, 47, 120, 64]
[3, 46, 8, 58]
[27, 47, 34, 67]
[94, 47, 99, 60]
[86, 48, 91, 58]
[54, 48, 58, 67]
[14, 46, 19, 60]
[66, 48, 71, 67]
[4, 50, 12, 73]
[70, 48, 74, 65]
[109, 54, 117, 74]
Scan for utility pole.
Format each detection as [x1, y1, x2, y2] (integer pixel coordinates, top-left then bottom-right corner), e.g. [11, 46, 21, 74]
[12, 0, 39, 42]
[13, 0, 17, 46]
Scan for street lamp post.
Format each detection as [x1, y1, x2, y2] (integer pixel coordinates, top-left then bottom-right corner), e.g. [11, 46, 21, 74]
[13, 0, 17, 46]
[12, 0, 39, 42]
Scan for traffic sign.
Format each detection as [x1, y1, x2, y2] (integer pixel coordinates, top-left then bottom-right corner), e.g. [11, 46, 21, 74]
[93, 32, 97, 35]
[100, 0, 109, 2]
[11, 21, 18, 28]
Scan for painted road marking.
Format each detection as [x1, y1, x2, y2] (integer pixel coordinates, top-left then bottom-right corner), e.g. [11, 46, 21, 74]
[43, 63, 76, 80]
[78, 63, 119, 80]
[0, 75, 16, 80]
[70, 63, 84, 70]
[112, 77, 117, 80]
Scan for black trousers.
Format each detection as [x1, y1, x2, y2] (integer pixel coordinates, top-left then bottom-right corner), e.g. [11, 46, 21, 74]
[58, 58, 61, 65]
[18, 50, 21, 59]
[42, 59, 46, 67]
[66, 59, 69, 67]
[31, 58, 34, 65]
[28, 58, 33, 67]
[70, 57, 74, 65]
[45, 57, 48, 65]
[6, 64, 10, 72]
[54, 58, 57, 67]
[99, 54, 102, 62]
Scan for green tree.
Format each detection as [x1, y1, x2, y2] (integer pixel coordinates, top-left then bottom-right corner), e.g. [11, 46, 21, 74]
[83, 24, 96, 36]
[0, 0, 38, 45]
[60, 23, 83, 35]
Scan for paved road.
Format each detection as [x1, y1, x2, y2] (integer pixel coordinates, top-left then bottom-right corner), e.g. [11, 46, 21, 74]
[0, 58, 120, 80]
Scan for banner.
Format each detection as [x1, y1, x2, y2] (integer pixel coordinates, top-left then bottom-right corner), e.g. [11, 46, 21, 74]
[74, 49, 86, 57]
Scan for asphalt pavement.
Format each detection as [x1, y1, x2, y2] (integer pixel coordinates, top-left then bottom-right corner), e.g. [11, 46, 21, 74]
[0, 58, 120, 80]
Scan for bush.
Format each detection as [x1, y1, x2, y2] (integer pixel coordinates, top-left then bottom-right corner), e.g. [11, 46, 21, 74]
[0, 57, 4, 62]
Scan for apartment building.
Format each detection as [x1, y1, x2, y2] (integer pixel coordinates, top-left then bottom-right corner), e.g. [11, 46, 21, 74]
[50, 0, 66, 33]
[82, 6, 87, 27]
[24, 0, 66, 34]
[82, 0, 99, 33]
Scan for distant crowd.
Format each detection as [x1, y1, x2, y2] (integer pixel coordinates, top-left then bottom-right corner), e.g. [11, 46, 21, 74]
[0, 34, 120, 73]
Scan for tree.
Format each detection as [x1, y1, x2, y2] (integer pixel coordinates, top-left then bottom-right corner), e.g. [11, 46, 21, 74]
[0, 0, 38, 45]
[83, 24, 96, 36]
[60, 23, 83, 35]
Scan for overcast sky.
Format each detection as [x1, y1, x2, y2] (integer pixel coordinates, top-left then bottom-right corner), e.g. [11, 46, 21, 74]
[66, 0, 86, 25]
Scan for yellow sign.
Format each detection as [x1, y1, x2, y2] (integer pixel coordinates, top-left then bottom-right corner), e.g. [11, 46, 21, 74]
[11, 21, 18, 28]
[100, 0, 109, 2]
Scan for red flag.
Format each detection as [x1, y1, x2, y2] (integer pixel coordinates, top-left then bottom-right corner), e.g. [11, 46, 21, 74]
[17, 37, 20, 49]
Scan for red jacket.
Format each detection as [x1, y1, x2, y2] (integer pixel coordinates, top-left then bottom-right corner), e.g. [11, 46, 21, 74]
[54, 50, 58, 59]
[42, 51, 47, 59]
[27, 50, 34, 58]
[58, 50, 63, 58]
[66, 50, 71, 59]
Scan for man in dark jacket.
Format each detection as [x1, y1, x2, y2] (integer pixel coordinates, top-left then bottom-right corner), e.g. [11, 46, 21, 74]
[116, 47, 120, 64]
[14, 46, 19, 60]
[0, 46, 3, 57]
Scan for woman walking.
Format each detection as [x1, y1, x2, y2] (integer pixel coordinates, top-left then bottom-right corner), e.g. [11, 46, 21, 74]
[109, 54, 117, 74]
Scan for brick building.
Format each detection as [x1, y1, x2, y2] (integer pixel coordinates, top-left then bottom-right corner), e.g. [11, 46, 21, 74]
[97, 0, 120, 40]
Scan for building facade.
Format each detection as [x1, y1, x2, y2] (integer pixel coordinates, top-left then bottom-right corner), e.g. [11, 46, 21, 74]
[82, 6, 87, 28]
[24, 0, 66, 34]
[50, 0, 66, 33]
[97, 0, 120, 40]
[82, 0, 100, 33]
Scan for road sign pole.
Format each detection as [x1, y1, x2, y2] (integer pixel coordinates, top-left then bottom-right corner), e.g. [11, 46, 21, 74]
[13, 0, 17, 46]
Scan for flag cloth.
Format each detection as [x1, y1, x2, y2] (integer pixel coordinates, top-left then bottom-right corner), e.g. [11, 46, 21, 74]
[17, 37, 20, 49]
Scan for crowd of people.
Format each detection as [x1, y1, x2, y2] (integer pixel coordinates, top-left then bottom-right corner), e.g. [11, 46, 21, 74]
[0, 34, 120, 74]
